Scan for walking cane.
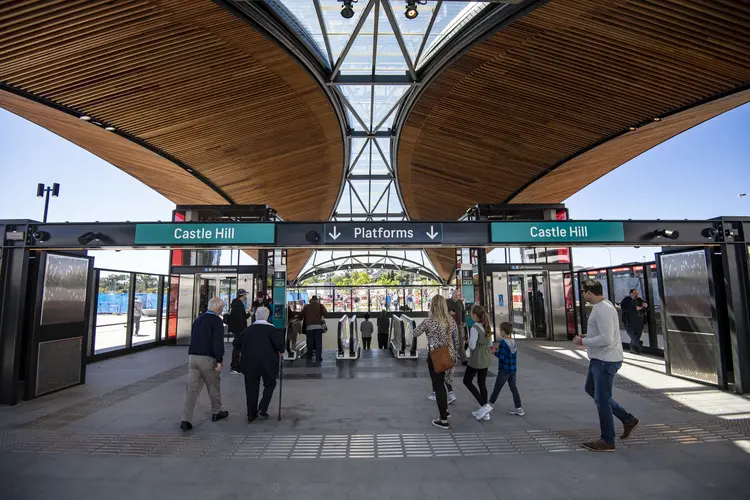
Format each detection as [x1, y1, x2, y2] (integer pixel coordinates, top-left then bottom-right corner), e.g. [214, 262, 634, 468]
[278, 326, 286, 421]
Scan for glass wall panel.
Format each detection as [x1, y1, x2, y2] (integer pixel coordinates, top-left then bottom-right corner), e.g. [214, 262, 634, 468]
[371, 287, 387, 312]
[133, 274, 159, 346]
[337, 288, 352, 312]
[354, 288, 369, 312]
[161, 278, 169, 340]
[318, 287, 334, 312]
[95, 271, 131, 354]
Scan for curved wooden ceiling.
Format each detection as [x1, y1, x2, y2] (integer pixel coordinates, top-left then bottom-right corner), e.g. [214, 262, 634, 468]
[398, 0, 750, 224]
[0, 0, 346, 277]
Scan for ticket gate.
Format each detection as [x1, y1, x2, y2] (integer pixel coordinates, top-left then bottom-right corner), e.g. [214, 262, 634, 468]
[336, 315, 360, 360]
[283, 320, 307, 361]
[390, 314, 418, 359]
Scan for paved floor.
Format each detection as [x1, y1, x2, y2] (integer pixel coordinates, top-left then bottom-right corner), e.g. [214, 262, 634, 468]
[1, 342, 749, 500]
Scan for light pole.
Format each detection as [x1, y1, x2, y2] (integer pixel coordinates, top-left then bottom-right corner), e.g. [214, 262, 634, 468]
[36, 183, 60, 223]
[605, 247, 612, 267]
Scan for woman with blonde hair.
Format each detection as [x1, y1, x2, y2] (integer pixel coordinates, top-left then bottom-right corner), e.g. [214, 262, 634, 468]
[414, 294, 459, 429]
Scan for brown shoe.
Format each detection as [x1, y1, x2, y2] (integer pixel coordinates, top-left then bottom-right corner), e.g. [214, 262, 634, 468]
[582, 440, 615, 452]
[620, 418, 640, 440]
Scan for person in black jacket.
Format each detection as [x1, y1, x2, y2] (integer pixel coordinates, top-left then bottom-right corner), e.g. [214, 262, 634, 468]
[250, 291, 272, 323]
[228, 289, 250, 374]
[377, 310, 390, 349]
[620, 289, 648, 354]
[180, 297, 228, 431]
[234, 306, 284, 422]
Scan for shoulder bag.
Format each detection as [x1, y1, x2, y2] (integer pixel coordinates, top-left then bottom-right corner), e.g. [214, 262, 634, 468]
[319, 303, 328, 333]
[430, 324, 455, 373]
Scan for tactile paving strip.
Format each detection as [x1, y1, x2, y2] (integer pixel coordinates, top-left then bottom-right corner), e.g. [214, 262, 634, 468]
[16, 363, 188, 431]
[520, 345, 697, 413]
[1, 420, 745, 459]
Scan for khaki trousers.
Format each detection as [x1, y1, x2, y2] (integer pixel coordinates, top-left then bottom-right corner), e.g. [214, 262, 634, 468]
[181, 355, 222, 422]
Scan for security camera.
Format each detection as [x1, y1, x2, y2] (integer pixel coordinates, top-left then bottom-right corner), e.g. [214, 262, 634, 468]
[653, 229, 680, 240]
[32, 231, 50, 242]
[305, 231, 321, 243]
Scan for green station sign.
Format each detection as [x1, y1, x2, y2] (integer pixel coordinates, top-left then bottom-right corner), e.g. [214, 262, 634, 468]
[491, 221, 625, 244]
[134, 223, 275, 245]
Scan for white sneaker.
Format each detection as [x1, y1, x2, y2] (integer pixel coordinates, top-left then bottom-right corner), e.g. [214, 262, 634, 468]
[475, 404, 493, 420]
[481, 413, 491, 421]
[508, 407, 525, 416]
[471, 407, 484, 418]
[229, 369, 241, 375]
[448, 392, 457, 405]
[428, 392, 436, 401]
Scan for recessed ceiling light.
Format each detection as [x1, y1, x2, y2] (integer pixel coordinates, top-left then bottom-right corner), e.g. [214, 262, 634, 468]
[186, 168, 194, 173]
[653, 117, 662, 122]
[628, 126, 636, 131]
[80, 115, 91, 121]
[92, 121, 102, 126]
[104, 126, 115, 131]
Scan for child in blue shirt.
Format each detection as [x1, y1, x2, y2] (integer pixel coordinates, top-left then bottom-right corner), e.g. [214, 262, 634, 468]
[485, 322, 524, 417]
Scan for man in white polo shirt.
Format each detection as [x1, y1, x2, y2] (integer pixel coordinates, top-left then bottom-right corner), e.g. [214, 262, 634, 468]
[574, 280, 639, 452]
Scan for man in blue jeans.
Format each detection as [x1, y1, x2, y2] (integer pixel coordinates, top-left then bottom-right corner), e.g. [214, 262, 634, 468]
[574, 280, 639, 452]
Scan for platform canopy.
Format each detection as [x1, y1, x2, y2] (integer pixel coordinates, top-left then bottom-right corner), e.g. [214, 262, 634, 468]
[2, 0, 749, 280]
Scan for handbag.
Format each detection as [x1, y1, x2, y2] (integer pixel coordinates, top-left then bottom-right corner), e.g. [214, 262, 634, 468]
[429, 325, 455, 373]
[319, 303, 328, 333]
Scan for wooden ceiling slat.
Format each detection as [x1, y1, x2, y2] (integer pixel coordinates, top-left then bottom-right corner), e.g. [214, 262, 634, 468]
[1, 0, 345, 279]
[398, 0, 750, 236]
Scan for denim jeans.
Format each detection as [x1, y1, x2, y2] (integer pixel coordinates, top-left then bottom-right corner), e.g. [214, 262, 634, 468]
[489, 371, 522, 408]
[625, 322, 644, 353]
[585, 359, 635, 445]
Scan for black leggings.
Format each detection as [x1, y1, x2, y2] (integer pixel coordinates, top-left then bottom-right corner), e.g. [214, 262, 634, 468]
[362, 338, 372, 349]
[463, 366, 488, 406]
[427, 356, 449, 420]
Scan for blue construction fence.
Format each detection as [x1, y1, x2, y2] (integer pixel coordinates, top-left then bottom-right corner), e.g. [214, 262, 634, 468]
[97, 293, 165, 315]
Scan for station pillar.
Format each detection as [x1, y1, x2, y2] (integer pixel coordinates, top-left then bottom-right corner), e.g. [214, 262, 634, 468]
[271, 249, 287, 329]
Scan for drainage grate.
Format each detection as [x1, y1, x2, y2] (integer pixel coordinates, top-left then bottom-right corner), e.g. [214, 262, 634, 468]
[1, 420, 745, 459]
[17, 363, 188, 431]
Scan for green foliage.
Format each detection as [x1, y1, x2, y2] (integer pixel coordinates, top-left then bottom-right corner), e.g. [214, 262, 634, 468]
[99, 273, 161, 294]
[99, 273, 130, 293]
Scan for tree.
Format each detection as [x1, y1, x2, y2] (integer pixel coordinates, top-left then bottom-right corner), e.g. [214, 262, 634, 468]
[99, 273, 130, 293]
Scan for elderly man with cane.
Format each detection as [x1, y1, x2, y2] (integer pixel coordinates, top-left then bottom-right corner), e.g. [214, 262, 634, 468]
[234, 307, 285, 423]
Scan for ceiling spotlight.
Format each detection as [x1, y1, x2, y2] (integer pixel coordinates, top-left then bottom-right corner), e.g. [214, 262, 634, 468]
[653, 117, 662, 122]
[79, 115, 91, 121]
[339, 0, 356, 19]
[104, 126, 115, 131]
[628, 126, 637, 131]
[405, 0, 418, 19]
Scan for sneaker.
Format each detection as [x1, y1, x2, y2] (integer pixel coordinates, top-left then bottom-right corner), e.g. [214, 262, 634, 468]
[620, 418, 640, 440]
[428, 392, 436, 401]
[582, 440, 615, 452]
[475, 404, 493, 420]
[248, 415, 257, 423]
[258, 411, 270, 420]
[448, 392, 457, 405]
[211, 410, 229, 422]
[179, 421, 192, 431]
[446, 411, 451, 419]
[471, 407, 484, 418]
[431, 419, 450, 429]
[229, 369, 241, 375]
[481, 413, 491, 421]
[508, 407, 525, 416]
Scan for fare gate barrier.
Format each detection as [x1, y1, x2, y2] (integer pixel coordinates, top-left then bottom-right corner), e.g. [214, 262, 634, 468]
[390, 314, 418, 359]
[337, 315, 360, 360]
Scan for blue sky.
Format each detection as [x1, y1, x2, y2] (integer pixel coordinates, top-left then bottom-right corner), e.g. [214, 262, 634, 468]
[0, 103, 748, 273]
